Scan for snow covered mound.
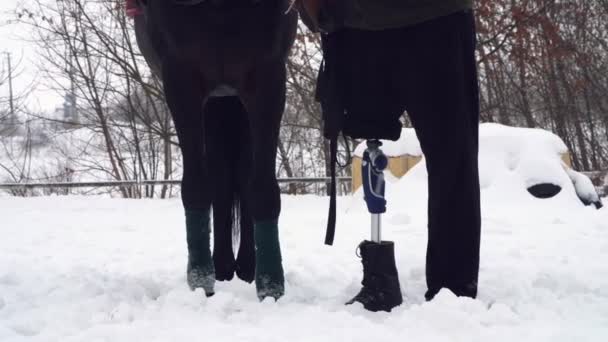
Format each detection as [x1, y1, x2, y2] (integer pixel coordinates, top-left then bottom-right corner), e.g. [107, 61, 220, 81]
[354, 123, 602, 210]
[478, 123, 568, 188]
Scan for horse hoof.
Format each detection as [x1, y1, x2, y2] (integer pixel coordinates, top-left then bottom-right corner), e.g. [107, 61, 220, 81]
[255, 268, 285, 301]
[236, 265, 255, 284]
[187, 263, 215, 297]
[236, 255, 255, 283]
[214, 259, 236, 281]
[253, 220, 284, 300]
[256, 276, 284, 301]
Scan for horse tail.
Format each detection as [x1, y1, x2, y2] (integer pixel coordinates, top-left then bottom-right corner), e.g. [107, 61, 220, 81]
[204, 96, 254, 282]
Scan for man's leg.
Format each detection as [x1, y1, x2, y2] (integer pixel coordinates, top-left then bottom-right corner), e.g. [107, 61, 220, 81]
[399, 10, 481, 300]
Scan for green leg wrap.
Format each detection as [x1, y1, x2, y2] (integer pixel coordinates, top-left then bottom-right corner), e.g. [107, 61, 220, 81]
[185, 209, 215, 297]
[254, 220, 285, 301]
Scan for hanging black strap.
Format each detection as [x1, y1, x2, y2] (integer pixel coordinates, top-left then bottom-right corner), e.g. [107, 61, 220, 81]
[317, 33, 343, 246]
[324, 135, 338, 245]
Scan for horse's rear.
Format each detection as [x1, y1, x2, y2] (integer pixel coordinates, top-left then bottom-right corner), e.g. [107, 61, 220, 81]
[134, 0, 297, 300]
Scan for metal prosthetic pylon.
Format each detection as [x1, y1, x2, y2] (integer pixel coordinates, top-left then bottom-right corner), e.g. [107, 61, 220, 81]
[364, 140, 387, 244]
[346, 140, 403, 312]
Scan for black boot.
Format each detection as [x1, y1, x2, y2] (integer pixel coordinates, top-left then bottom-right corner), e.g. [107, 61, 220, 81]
[185, 209, 215, 297]
[347, 241, 403, 312]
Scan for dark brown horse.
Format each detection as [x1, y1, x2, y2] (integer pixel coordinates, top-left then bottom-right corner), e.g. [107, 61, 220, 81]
[131, 0, 297, 300]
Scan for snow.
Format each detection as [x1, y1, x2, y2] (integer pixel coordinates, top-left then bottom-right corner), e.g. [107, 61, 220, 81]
[566, 168, 602, 205]
[477, 123, 570, 191]
[1, 191, 607, 341]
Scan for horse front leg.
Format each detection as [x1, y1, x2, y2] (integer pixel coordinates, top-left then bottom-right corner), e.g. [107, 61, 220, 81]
[239, 63, 286, 301]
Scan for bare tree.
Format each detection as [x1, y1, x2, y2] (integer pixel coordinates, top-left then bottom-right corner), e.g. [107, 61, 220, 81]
[476, 0, 608, 171]
[0, 52, 27, 137]
[18, 0, 177, 198]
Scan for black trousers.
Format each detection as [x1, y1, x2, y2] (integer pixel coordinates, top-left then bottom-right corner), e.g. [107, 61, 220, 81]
[323, 10, 481, 299]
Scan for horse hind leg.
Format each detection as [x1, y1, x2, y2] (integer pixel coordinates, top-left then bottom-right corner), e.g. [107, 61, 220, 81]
[162, 63, 215, 296]
[239, 62, 286, 301]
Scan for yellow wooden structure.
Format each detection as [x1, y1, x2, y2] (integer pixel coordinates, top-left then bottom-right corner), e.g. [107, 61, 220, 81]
[561, 152, 572, 168]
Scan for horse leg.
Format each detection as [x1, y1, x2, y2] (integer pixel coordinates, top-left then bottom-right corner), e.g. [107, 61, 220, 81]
[162, 63, 215, 296]
[239, 62, 286, 301]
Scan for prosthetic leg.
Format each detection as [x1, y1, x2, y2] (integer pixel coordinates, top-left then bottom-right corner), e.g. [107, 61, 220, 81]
[347, 140, 403, 312]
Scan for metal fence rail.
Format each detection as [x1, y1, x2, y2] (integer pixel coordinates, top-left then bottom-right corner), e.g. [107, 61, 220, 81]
[1, 173, 605, 196]
[0, 177, 353, 190]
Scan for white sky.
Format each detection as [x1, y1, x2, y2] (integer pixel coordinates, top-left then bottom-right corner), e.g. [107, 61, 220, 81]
[1, 0, 62, 113]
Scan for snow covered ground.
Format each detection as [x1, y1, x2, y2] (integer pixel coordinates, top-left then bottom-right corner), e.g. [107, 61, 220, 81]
[1, 123, 607, 341]
[1, 188, 607, 341]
